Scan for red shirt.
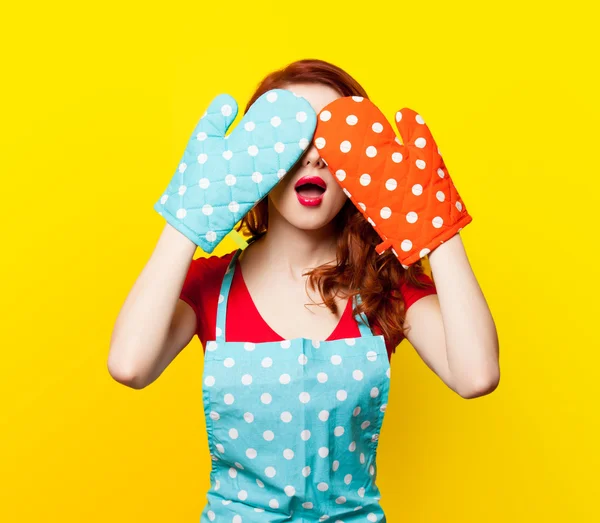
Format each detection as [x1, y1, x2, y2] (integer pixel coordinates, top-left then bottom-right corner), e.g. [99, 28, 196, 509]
[179, 251, 437, 360]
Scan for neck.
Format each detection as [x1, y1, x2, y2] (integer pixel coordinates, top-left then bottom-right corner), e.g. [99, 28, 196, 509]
[247, 201, 338, 276]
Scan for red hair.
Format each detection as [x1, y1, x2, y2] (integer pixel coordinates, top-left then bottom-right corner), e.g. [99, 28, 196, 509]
[237, 59, 434, 351]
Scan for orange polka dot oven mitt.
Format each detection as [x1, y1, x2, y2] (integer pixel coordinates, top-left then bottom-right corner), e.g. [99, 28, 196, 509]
[314, 96, 472, 267]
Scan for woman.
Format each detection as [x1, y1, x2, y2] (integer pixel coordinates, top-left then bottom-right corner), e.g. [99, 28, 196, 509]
[108, 59, 500, 522]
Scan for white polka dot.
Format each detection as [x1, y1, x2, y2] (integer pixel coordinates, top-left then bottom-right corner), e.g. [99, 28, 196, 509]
[216, 443, 224, 453]
[207, 510, 215, 520]
[438, 168, 446, 178]
[367, 217, 376, 227]
[361, 420, 371, 430]
[283, 448, 294, 460]
[352, 370, 364, 381]
[331, 355, 342, 365]
[238, 490, 248, 501]
[336, 390, 348, 401]
[222, 150, 233, 161]
[299, 138, 309, 150]
[315, 137, 326, 149]
[370, 464, 375, 475]
[406, 211, 418, 224]
[204, 375, 215, 386]
[300, 429, 311, 441]
[317, 372, 328, 383]
[178, 185, 187, 196]
[372, 122, 383, 133]
[416, 159, 426, 170]
[420, 248, 430, 258]
[366, 146, 377, 157]
[346, 114, 358, 125]
[250, 171, 263, 184]
[244, 121, 255, 132]
[370, 387, 380, 398]
[318, 447, 329, 458]
[202, 204, 213, 216]
[224, 357, 235, 368]
[246, 448, 257, 459]
[345, 338, 356, 346]
[299, 392, 311, 403]
[318, 410, 330, 421]
[261, 393, 272, 404]
[261, 357, 273, 368]
[243, 412, 254, 423]
[274, 142, 285, 153]
[367, 513, 377, 522]
[366, 351, 378, 361]
[360, 173, 371, 186]
[401, 239, 413, 252]
[267, 92, 278, 103]
[415, 114, 425, 124]
[392, 152, 403, 163]
[360, 453, 365, 464]
[176, 208, 187, 219]
[256, 478, 264, 488]
[302, 502, 313, 509]
[343, 188, 352, 198]
[436, 191, 445, 202]
[334, 426, 345, 436]
[280, 411, 292, 423]
[228, 201, 239, 213]
[412, 184, 423, 196]
[352, 96, 364, 102]
[358, 487, 365, 497]
[456, 201, 463, 212]
[225, 174, 236, 186]
[224, 393, 234, 405]
[414, 137, 426, 148]
[353, 406, 361, 416]
[336, 496, 346, 504]
[312, 340, 320, 348]
[385, 178, 397, 191]
[380, 207, 392, 219]
[319, 110, 331, 122]
[265, 466, 277, 477]
[199, 177, 210, 189]
[298, 354, 308, 365]
[229, 428, 238, 439]
[279, 373, 291, 384]
[344, 474, 352, 485]
[220, 104, 232, 117]
[284, 485, 296, 497]
[263, 430, 274, 441]
[235, 462, 244, 470]
[229, 467, 237, 478]
[234, 513, 243, 522]
[332, 460, 339, 471]
[271, 116, 281, 127]
[281, 340, 291, 349]
[244, 342, 255, 351]
[302, 466, 311, 477]
[349, 441, 357, 452]
[297, 111, 308, 123]
[160, 195, 168, 204]
[432, 216, 444, 228]
[317, 482, 329, 492]
[340, 140, 352, 153]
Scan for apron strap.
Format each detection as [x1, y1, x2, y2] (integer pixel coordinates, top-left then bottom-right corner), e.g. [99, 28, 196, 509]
[215, 247, 242, 342]
[353, 293, 374, 337]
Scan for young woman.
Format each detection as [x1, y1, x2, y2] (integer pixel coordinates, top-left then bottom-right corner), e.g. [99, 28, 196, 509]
[108, 59, 500, 522]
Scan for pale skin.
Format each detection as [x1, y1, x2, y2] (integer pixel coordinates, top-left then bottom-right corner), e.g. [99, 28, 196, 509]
[108, 83, 500, 399]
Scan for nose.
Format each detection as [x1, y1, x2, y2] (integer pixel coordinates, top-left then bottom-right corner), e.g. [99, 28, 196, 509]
[301, 144, 327, 169]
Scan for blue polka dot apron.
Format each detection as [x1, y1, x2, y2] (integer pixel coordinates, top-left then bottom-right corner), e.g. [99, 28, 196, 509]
[199, 247, 391, 522]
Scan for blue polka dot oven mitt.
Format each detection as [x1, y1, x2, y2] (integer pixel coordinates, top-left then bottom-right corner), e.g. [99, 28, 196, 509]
[154, 89, 317, 252]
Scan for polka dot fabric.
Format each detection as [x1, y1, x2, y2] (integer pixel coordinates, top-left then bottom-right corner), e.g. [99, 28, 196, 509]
[314, 96, 472, 267]
[199, 247, 391, 522]
[154, 89, 317, 253]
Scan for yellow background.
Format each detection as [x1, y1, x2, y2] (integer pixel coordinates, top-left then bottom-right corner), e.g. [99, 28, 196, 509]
[1, 0, 598, 521]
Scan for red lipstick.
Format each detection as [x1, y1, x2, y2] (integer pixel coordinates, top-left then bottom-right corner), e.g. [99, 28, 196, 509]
[294, 176, 327, 207]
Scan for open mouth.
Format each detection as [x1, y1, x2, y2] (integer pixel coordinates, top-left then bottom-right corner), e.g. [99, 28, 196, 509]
[294, 176, 327, 204]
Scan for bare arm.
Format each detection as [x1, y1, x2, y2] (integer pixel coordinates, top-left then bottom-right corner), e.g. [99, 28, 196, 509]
[107, 223, 199, 389]
[402, 233, 500, 399]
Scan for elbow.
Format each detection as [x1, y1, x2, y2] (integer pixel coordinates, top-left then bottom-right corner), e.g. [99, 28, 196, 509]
[107, 351, 150, 390]
[456, 368, 500, 399]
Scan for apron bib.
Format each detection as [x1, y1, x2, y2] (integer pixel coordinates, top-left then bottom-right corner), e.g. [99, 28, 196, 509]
[199, 247, 391, 522]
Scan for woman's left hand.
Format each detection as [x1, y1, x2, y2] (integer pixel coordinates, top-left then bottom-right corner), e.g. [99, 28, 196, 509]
[314, 96, 472, 267]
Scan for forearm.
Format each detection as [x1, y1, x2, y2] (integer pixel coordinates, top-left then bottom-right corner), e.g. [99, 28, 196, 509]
[428, 233, 500, 396]
[108, 223, 197, 383]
